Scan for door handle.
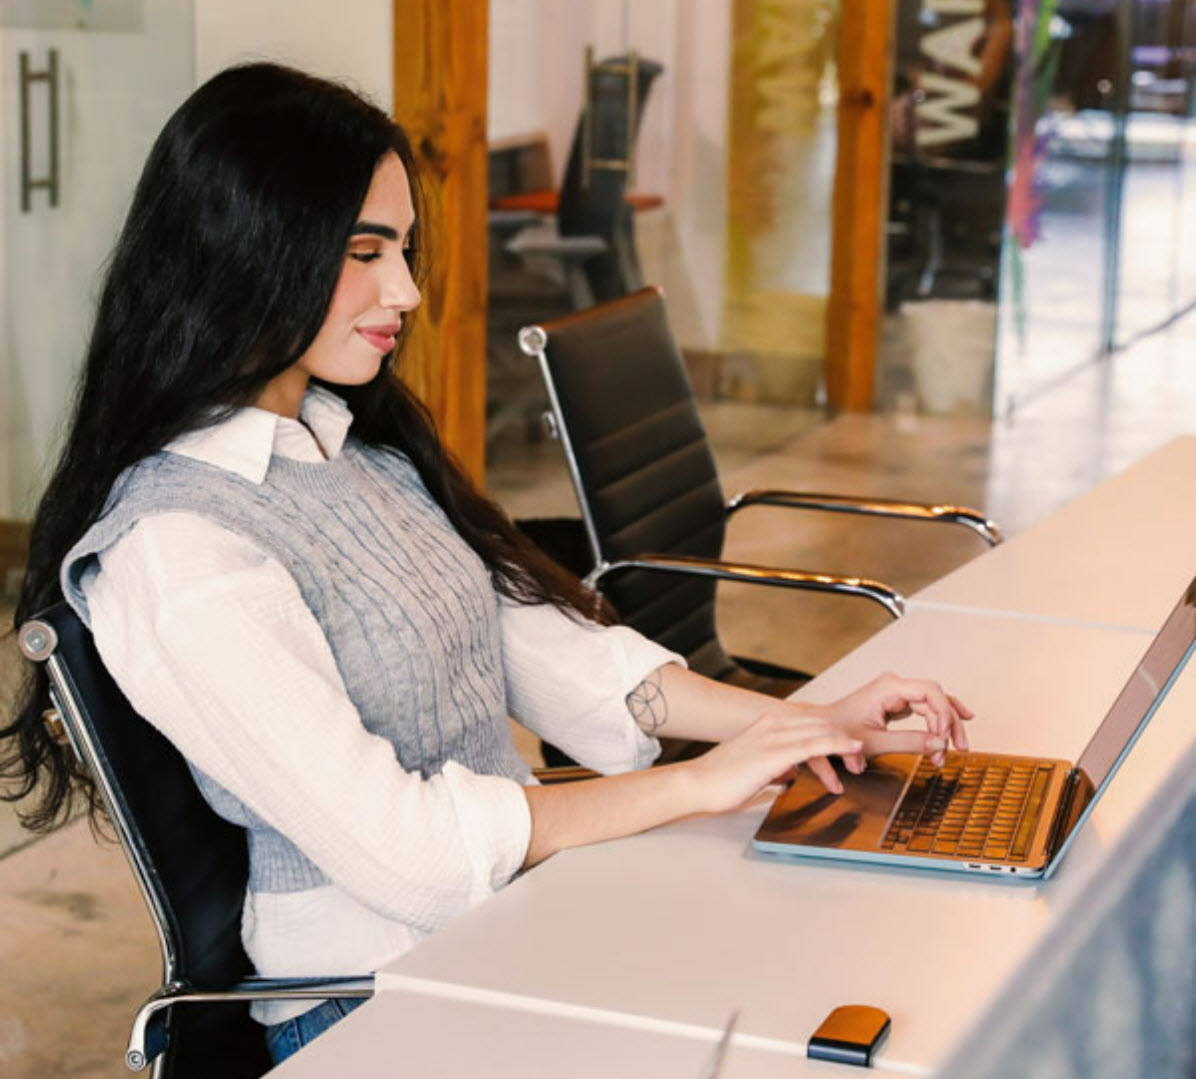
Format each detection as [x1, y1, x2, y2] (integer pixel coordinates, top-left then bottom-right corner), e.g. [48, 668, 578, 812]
[19, 48, 60, 212]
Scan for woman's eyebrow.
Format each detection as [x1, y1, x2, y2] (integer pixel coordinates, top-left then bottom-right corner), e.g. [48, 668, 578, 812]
[351, 221, 399, 240]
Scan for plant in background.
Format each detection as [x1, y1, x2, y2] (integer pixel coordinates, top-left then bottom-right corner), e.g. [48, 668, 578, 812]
[1005, 0, 1063, 345]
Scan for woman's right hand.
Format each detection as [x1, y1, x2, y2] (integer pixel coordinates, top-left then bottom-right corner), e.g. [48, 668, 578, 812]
[680, 708, 863, 815]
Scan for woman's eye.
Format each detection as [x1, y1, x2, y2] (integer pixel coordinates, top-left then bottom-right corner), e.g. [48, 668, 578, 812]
[348, 250, 381, 264]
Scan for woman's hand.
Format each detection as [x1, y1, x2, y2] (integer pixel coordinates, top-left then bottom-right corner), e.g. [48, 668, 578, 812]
[680, 709, 864, 813]
[807, 673, 974, 773]
[522, 672, 972, 867]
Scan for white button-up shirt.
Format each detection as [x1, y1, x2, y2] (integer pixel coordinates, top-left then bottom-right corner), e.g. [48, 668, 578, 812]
[79, 387, 677, 1021]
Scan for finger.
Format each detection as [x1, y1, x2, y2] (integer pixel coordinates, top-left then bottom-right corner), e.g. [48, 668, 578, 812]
[877, 696, 913, 724]
[948, 694, 975, 720]
[905, 685, 966, 744]
[805, 754, 842, 795]
[920, 686, 958, 738]
[947, 695, 972, 750]
[904, 698, 948, 739]
[797, 735, 864, 791]
[864, 728, 948, 758]
[949, 710, 970, 751]
[912, 694, 967, 751]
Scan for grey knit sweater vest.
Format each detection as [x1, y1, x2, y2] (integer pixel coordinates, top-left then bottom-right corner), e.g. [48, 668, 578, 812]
[61, 440, 529, 894]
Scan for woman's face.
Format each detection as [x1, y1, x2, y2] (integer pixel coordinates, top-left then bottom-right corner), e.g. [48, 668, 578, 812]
[257, 151, 421, 417]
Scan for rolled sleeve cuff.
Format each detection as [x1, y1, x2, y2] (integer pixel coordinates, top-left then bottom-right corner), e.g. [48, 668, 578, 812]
[500, 601, 686, 775]
[603, 623, 687, 695]
[441, 761, 532, 894]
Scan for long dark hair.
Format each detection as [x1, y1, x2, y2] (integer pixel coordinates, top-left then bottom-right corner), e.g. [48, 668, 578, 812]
[2, 62, 601, 832]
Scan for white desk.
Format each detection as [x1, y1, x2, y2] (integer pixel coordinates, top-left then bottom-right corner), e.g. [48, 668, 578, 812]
[267, 443, 1196, 1078]
[912, 436, 1196, 632]
[268, 986, 860, 1078]
[371, 610, 1193, 1076]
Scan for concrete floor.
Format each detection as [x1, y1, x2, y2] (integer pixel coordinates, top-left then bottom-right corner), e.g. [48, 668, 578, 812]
[2, 312, 1195, 1076]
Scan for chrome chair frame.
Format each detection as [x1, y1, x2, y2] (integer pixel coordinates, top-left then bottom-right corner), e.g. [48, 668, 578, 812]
[517, 294, 1001, 627]
[18, 612, 373, 1076]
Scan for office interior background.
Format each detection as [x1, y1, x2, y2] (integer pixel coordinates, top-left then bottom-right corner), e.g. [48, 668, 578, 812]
[1, 0, 1195, 1074]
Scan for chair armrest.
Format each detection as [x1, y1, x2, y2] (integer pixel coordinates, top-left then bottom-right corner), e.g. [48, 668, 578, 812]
[532, 764, 600, 784]
[726, 489, 1002, 546]
[488, 208, 543, 230]
[584, 554, 904, 619]
[127, 974, 375, 1071]
[505, 222, 608, 259]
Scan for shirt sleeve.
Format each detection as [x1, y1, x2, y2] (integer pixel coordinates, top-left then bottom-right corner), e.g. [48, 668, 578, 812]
[499, 598, 685, 774]
[81, 512, 531, 934]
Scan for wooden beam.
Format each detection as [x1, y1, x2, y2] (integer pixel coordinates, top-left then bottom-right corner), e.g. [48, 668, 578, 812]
[392, 0, 489, 482]
[825, 0, 893, 411]
[0, 519, 31, 595]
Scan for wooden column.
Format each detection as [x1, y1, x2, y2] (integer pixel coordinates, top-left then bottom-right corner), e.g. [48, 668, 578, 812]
[392, 0, 489, 482]
[824, 0, 893, 411]
[0, 520, 31, 595]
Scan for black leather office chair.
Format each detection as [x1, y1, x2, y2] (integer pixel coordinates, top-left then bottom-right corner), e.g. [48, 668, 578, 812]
[501, 53, 664, 310]
[516, 287, 1002, 705]
[17, 604, 373, 1079]
[488, 55, 664, 448]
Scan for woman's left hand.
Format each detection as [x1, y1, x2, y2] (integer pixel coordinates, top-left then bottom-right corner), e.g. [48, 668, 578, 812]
[803, 672, 974, 773]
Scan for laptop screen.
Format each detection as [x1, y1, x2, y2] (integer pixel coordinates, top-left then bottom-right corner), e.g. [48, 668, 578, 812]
[1075, 578, 1196, 794]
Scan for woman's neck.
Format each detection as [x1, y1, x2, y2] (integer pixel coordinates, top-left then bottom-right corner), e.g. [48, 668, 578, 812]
[255, 367, 310, 418]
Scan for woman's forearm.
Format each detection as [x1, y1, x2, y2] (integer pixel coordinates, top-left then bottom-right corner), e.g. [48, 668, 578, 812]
[522, 762, 701, 867]
[629, 663, 811, 743]
[522, 703, 865, 867]
[521, 669, 973, 869]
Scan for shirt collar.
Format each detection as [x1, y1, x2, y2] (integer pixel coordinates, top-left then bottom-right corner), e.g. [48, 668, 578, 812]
[164, 385, 354, 485]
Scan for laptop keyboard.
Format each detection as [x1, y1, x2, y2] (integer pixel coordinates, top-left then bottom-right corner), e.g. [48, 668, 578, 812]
[880, 755, 1055, 862]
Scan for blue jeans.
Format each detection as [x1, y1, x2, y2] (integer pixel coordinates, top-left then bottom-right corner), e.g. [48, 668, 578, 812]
[265, 997, 367, 1065]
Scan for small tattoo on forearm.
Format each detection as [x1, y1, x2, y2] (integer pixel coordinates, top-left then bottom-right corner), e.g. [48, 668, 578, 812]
[626, 672, 668, 733]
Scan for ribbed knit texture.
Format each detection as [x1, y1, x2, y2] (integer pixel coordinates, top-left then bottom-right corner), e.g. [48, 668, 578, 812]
[62, 440, 530, 895]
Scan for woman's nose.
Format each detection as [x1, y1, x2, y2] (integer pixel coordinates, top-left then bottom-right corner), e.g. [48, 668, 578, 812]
[383, 258, 421, 312]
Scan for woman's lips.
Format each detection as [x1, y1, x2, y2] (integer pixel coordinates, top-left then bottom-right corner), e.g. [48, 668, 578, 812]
[356, 325, 400, 352]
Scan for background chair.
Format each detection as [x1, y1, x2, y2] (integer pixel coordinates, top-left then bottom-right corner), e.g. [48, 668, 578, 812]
[496, 51, 665, 307]
[486, 54, 664, 448]
[515, 287, 1001, 759]
[17, 605, 373, 1079]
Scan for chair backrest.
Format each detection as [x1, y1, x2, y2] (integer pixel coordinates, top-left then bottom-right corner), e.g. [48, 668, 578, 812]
[27, 602, 252, 987]
[20, 604, 267, 1078]
[557, 54, 663, 303]
[558, 54, 662, 240]
[526, 287, 737, 676]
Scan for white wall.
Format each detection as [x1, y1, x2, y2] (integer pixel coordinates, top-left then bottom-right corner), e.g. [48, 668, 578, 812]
[0, 0, 195, 519]
[655, 0, 731, 351]
[194, 0, 392, 111]
[0, 42, 9, 519]
[0, 0, 396, 520]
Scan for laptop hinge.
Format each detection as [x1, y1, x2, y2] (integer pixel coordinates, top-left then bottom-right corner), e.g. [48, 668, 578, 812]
[1045, 767, 1094, 860]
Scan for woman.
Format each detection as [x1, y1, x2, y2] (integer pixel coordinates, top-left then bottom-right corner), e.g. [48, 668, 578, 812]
[2, 63, 970, 1063]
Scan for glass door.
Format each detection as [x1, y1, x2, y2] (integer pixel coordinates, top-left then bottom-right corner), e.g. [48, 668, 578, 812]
[0, 0, 194, 523]
[1114, 0, 1196, 342]
[994, 0, 1124, 414]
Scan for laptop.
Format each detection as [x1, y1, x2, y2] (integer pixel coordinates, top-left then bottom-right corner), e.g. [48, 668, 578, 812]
[752, 578, 1196, 880]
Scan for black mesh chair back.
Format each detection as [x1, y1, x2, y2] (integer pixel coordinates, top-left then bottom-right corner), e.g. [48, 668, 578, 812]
[24, 603, 270, 1079]
[527, 288, 788, 691]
